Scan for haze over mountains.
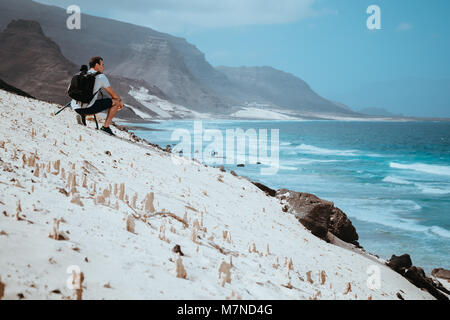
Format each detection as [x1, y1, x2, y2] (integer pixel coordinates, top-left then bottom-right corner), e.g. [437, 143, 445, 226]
[0, 0, 363, 119]
[331, 78, 450, 118]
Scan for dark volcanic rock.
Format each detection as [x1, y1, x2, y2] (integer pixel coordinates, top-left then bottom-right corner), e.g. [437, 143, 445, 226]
[298, 203, 331, 239]
[404, 267, 449, 300]
[172, 244, 184, 256]
[328, 207, 359, 244]
[276, 189, 359, 246]
[431, 268, 450, 281]
[396, 292, 404, 300]
[251, 182, 276, 197]
[386, 254, 413, 273]
[386, 255, 449, 300]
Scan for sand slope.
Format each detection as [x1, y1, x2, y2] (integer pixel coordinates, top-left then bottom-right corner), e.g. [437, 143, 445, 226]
[0, 90, 433, 300]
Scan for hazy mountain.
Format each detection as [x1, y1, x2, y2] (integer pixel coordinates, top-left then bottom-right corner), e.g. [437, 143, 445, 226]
[217, 66, 358, 115]
[0, 0, 360, 118]
[0, 19, 169, 120]
[0, 19, 77, 104]
[358, 107, 403, 117]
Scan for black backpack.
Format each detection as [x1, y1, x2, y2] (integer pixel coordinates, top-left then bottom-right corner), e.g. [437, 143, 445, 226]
[68, 67, 101, 103]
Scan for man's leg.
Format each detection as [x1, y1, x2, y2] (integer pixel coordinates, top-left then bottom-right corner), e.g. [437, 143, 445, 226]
[103, 98, 120, 128]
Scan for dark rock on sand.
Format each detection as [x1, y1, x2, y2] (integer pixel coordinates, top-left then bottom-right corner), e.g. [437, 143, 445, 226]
[431, 268, 450, 281]
[172, 244, 184, 256]
[404, 267, 449, 300]
[329, 206, 359, 245]
[276, 189, 359, 246]
[251, 181, 276, 197]
[299, 203, 331, 240]
[386, 254, 412, 273]
[386, 255, 449, 300]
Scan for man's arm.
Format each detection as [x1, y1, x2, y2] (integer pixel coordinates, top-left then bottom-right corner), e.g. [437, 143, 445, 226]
[104, 86, 123, 110]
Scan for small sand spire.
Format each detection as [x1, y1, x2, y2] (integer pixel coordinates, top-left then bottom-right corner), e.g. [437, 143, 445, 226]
[218, 261, 232, 287]
[144, 192, 155, 213]
[176, 258, 187, 279]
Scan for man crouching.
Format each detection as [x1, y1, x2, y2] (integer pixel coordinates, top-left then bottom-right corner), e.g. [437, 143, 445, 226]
[72, 56, 123, 136]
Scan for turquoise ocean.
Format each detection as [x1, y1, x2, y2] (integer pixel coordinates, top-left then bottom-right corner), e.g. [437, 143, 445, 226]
[124, 120, 450, 272]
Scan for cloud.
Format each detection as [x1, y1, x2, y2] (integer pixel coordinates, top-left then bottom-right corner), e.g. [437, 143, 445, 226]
[396, 22, 413, 32]
[36, 0, 318, 32]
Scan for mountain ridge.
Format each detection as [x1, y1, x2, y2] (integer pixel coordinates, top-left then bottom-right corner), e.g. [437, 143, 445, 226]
[0, 0, 359, 118]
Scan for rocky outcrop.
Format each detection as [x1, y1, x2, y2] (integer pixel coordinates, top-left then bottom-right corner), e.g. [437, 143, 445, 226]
[251, 181, 276, 197]
[328, 206, 360, 245]
[432, 268, 450, 281]
[386, 254, 449, 300]
[386, 254, 412, 273]
[253, 184, 447, 301]
[276, 189, 359, 246]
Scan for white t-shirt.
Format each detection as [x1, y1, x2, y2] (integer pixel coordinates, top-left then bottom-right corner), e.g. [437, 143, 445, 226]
[71, 69, 111, 108]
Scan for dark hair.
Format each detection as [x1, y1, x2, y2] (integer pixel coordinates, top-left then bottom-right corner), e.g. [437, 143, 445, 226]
[80, 65, 88, 73]
[89, 56, 103, 68]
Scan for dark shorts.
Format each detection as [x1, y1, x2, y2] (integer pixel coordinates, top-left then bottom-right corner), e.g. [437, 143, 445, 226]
[75, 98, 113, 115]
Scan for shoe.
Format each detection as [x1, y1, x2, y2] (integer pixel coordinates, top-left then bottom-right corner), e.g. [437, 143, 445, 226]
[75, 109, 86, 126]
[100, 126, 115, 136]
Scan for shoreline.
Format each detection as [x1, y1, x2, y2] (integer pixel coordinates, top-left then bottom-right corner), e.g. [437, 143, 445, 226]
[114, 119, 450, 300]
[116, 115, 450, 123]
[122, 120, 450, 274]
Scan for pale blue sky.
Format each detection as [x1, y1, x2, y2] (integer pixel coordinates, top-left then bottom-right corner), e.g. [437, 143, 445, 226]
[36, 0, 450, 117]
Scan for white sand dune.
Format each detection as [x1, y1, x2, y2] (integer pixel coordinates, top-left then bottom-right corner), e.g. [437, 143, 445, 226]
[128, 86, 211, 119]
[231, 107, 301, 120]
[0, 90, 434, 300]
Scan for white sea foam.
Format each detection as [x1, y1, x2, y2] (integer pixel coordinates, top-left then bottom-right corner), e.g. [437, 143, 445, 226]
[428, 226, 450, 239]
[338, 197, 450, 240]
[293, 144, 385, 158]
[295, 144, 359, 156]
[293, 158, 342, 165]
[390, 162, 450, 176]
[383, 176, 414, 185]
[339, 198, 423, 228]
[279, 165, 299, 171]
[415, 184, 450, 195]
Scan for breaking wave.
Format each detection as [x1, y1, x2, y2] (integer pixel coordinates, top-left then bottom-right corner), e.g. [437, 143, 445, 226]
[390, 162, 450, 176]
